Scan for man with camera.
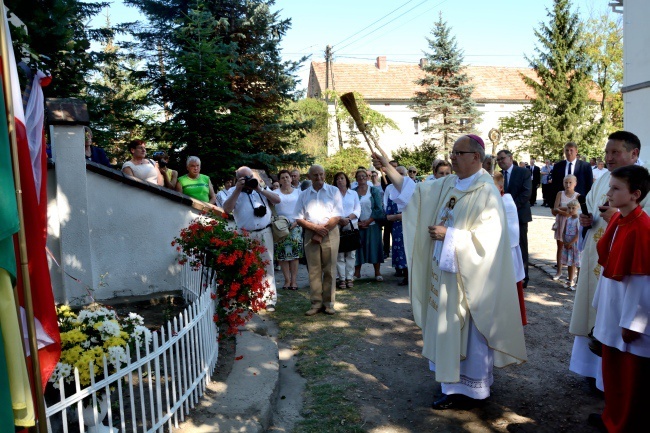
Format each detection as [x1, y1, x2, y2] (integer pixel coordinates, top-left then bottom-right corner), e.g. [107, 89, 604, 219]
[295, 165, 343, 316]
[223, 166, 281, 311]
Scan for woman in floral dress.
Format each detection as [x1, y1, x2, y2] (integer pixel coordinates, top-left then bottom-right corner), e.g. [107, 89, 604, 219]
[273, 170, 303, 290]
[384, 166, 408, 285]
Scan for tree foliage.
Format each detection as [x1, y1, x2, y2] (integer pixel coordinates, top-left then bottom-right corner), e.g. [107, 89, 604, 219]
[286, 98, 329, 161]
[124, 0, 312, 183]
[83, 13, 155, 162]
[583, 11, 623, 134]
[6, 0, 109, 98]
[500, 0, 602, 160]
[410, 13, 481, 154]
[391, 142, 441, 174]
[318, 146, 370, 183]
[325, 91, 399, 149]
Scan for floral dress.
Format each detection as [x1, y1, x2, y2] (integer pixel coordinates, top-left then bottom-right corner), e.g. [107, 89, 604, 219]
[386, 197, 406, 270]
[561, 217, 581, 267]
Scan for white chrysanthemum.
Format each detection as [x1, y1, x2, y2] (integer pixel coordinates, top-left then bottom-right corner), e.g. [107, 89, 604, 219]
[127, 312, 145, 325]
[82, 340, 92, 349]
[132, 325, 152, 346]
[97, 320, 121, 338]
[49, 363, 73, 388]
[107, 346, 128, 368]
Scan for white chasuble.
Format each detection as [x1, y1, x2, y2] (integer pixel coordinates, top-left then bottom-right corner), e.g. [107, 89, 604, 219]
[399, 171, 527, 383]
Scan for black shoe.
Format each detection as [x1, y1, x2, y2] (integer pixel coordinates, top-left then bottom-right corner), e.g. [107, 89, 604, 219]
[394, 269, 403, 277]
[398, 278, 408, 286]
[587, 413, 607, 432]
[431, 394, 479, 410]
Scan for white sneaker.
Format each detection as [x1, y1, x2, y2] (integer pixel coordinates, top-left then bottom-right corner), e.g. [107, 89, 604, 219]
[375, 275, 384, 282]
[552, 274, 562, 281]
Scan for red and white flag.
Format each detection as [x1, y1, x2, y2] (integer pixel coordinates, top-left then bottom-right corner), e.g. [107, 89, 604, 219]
[3, 13, 60, 391]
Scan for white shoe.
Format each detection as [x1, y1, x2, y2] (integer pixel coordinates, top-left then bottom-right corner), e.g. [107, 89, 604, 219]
[375, 275, 383, 282]
[552, 274, 562, 281]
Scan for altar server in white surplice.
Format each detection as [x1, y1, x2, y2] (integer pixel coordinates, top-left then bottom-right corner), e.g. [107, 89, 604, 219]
[569, 131, 650, 390]
[372, 135, 527, 411]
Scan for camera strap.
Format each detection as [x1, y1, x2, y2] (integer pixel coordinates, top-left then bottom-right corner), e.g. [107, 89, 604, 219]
[246, 190, 267, 211]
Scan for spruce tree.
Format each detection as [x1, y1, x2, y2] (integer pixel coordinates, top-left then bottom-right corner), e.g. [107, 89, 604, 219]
[503, 0, 601, 159]
[125, 0, 311, 182]
[410, 13, 481, 154]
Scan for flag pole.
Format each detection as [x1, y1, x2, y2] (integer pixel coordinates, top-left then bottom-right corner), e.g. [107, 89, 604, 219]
[0, 5, 48, 433]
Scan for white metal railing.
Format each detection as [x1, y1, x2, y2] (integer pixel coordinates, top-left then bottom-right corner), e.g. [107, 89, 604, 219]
[45, 263, 218, 433]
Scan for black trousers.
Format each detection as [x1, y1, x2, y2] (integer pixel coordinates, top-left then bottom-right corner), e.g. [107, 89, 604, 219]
[519, 222, 529, 284]
[529, 184, 539, 205]
[541, 183, 552, 205]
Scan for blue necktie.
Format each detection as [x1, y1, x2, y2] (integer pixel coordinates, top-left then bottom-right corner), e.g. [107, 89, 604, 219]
[503, 170, 509, 192]
[568, 162, 572, 175]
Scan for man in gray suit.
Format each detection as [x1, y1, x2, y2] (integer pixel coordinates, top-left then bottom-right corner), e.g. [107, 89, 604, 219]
[497, 149, 532, 287]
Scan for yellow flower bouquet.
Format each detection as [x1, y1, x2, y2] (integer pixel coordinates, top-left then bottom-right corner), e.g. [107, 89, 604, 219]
[50, 304, 152, 388]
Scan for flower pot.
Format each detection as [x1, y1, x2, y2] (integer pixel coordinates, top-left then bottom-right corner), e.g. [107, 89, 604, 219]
[81, 395, 118, 433]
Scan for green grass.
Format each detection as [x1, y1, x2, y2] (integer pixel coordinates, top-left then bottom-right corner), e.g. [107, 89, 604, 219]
[274, 282, 380, 432]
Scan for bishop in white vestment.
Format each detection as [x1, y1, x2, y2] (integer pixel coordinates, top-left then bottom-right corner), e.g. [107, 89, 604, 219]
[374, 135, 527, 409]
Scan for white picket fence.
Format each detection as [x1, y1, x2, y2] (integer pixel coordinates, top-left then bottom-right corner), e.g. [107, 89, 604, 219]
[45, 262, 219, 433]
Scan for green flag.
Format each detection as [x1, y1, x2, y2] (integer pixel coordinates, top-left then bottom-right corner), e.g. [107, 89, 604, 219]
[0, 78, 18, 280]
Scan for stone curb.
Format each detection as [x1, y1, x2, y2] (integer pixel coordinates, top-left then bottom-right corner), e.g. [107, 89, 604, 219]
[174, 316, 280, 432]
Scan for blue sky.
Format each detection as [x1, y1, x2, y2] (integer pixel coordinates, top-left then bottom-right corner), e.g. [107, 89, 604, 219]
[95, 0, 615, 90]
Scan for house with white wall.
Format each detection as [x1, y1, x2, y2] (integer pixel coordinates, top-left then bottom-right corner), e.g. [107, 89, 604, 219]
[307, 57, 541, 159]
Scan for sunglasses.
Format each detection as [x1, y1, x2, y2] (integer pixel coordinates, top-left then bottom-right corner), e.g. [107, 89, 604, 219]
[408, 170, 417, 173]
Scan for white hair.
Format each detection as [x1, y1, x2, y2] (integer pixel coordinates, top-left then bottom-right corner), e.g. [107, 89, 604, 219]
[186, 156, 201, 166]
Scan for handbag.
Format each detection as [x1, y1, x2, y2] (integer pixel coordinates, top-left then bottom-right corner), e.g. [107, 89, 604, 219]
[270, 205, 290, 243]
[338, 222, 361, 253]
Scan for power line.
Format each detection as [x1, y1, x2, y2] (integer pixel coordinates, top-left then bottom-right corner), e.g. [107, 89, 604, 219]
[332, 0, 436, 54]
[336, 0, 452, 55]
[332, 0, 418, 48]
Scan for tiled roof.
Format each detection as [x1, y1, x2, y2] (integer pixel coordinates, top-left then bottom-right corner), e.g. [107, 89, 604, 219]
[308, 60, 601, 102]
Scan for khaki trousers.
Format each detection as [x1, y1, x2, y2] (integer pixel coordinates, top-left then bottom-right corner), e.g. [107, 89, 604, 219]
[304, 226, 339, 309]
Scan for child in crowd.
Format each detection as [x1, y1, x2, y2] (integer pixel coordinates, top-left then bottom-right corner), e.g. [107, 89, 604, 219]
[562, 199, 580, 290]
[552, 175, 579, 281]
[590, 165, 650, 432]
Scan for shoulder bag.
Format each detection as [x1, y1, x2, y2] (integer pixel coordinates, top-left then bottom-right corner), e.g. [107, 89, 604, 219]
[338, 221, 361, 253]
[270, 204, 290, 243]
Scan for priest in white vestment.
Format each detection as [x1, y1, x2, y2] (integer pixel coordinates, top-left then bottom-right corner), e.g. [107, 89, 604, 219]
[569, 131, 649, 390]
[373, 135, 527, 410]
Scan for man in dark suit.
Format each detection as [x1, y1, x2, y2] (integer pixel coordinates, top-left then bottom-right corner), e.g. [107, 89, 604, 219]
[549, 142, 593, 199]
[528, 158, 541, 205]
[497, 149, 532, 287]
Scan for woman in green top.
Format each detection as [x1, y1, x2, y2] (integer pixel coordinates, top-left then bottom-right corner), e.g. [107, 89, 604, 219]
[175, 156, 216, 204]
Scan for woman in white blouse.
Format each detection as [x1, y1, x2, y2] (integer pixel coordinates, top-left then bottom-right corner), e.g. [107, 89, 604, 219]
[333, 172, 361, 288]
[273, 170, 303, 290]
[122, 140, 163, 186]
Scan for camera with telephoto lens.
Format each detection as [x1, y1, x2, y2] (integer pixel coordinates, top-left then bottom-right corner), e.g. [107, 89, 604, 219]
[243, 175, 258, 189]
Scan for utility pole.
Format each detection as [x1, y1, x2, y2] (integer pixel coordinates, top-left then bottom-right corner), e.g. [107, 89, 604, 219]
[325, 45, 331, 102]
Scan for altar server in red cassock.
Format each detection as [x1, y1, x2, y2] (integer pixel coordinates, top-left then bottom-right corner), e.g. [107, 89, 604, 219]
[592, 164, 650, 432]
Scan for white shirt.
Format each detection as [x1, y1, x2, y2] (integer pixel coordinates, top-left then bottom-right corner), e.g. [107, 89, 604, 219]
[340, 189, 361, 227]
[122, 160, 159, 184]
[592, 167, 607, 182]
[294, 183, 343, 226]
[358, 189, 375, 225]
[216, 188, 231, 208]
[425, 174, 436, 181]
[565, 158, 577, 176]
[274, 188, 301, 222]
[228, 187, 272, 231]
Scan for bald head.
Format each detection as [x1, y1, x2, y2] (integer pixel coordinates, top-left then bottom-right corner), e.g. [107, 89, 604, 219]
[308, 164, 326, 190]
[236, 166, 253, 178]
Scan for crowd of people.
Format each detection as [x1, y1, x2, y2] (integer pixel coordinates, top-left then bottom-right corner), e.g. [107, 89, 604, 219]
[88, 129, 649, 430]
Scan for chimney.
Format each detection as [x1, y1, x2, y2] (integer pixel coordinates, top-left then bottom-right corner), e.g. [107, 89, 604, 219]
[419, 58, 428, 68]
[376, 56, 387, 71]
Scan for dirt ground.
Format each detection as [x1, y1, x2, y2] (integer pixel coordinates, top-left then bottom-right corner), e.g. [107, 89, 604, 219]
[193, 191, 606, 432]
[274, 264, 603, 432]
[267, 192, 604, 432]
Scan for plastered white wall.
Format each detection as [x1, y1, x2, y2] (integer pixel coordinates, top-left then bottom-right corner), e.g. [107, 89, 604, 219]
[623, 0, 650, 162]
[47, 126, 203, 303]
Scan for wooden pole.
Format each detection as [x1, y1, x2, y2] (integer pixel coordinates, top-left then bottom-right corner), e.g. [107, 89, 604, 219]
[0, 6, 48, 432]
